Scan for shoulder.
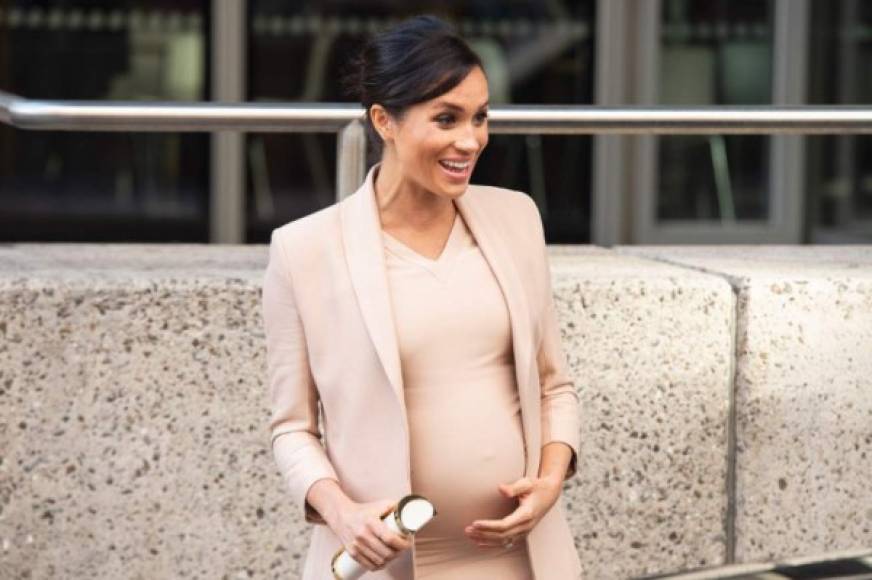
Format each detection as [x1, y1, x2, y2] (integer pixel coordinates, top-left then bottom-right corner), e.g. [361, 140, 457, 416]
[271, 202, 340, 249]
[269, 202, 342, 277]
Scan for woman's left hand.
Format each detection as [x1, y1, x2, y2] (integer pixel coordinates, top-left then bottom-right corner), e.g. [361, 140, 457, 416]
[464, 475, 562, 548]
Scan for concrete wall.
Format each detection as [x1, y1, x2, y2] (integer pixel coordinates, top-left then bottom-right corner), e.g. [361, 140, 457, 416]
[618, 246, 872, 568]
[0, 243, 869, 579]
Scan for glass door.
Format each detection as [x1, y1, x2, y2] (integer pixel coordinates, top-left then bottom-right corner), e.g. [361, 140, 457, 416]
[0, 0, 211, 242]
[630, 0, 808, 243]
[806, 0, 872, 243]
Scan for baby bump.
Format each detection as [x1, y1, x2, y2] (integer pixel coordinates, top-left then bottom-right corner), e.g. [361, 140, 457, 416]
[405, 366, 526, 539]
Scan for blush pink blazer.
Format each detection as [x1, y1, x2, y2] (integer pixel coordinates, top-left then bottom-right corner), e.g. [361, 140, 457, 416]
[262, 162, 582, 579]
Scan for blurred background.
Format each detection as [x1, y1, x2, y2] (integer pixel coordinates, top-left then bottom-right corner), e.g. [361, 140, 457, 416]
[0, 0, 869, 245]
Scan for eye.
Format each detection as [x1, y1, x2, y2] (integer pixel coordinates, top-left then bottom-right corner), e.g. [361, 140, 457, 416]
[475, 111, 489, 124]
[435, 114, 455, 126]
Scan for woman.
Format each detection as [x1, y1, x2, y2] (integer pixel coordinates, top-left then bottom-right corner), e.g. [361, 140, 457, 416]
[262, 15, 581, 580]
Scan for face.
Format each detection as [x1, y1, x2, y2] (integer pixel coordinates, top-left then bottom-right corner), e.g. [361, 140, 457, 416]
[373, 65, 489, 198]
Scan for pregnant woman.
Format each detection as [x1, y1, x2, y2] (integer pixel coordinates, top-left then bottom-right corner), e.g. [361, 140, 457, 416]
[261, 14, 581, 580]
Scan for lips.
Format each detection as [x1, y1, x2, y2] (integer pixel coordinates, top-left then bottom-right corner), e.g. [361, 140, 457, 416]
[438, 159, 472, 179]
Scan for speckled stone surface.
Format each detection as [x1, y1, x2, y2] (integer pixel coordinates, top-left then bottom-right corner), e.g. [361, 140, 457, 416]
[0, 243, 737, 579]
[547, 246, 734, 579]
[620, 246, 872, 565]
[0, 244, 299, 579]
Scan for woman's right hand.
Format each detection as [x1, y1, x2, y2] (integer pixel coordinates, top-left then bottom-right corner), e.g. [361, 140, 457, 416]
[330, 498, 413, 572]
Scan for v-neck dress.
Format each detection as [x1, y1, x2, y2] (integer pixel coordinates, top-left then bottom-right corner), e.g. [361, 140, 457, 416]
[381, 210, 533, 579]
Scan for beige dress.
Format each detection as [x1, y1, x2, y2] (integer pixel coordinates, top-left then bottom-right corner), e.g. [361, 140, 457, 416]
[381, 207, 534, 580]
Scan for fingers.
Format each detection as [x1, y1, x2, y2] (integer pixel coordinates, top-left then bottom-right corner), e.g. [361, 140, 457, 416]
[339, 499, 413, 571]
[465, 505, 535, 547]
[375, 499, 398, 518]
[380, 530, 413, 552]
[467, 522, 531, 547]
[367, 516, 412, 553]
[365, 530, 396, 560]
[500, 477, 534, 498]
[472, 503, 534, 534]
[350, 541, 384, 570]
[349, 522, 411, 571]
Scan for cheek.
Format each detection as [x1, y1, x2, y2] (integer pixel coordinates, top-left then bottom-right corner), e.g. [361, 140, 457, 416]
[416, 134, 453, 166]
[478, 127, 489, 149]
[403, 128, 443, 158]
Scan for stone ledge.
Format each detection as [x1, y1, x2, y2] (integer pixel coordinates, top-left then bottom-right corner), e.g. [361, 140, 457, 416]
[620, 245, 872, 565]
[543, 246, 734, 578]
[1, 244, 868, 579]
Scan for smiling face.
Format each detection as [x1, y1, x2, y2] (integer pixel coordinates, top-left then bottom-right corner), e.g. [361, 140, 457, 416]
[372, 65, 490, 199]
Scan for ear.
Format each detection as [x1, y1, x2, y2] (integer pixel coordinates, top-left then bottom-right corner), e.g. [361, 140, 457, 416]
[369, 104, 394, 142]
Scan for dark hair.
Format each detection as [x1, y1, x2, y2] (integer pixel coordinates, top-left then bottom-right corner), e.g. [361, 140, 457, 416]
[340, 15, 485, 161]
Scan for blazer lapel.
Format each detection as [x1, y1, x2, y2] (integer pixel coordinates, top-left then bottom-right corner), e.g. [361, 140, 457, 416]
[339, 163, 407, 423]
[339, 163, 535, 461]
[454, 189, 536, 457]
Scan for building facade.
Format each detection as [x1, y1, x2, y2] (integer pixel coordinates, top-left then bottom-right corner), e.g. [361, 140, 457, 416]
[0, 0, 869, 244]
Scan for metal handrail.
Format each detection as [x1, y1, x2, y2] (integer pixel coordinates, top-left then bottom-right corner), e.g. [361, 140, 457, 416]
[4, 88, 872, 209]
[3, 90, 872, 134]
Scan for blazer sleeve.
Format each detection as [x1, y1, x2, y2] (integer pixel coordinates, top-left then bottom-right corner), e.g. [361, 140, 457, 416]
[526, 197, 581, 481]
[262, 228, 340, 525]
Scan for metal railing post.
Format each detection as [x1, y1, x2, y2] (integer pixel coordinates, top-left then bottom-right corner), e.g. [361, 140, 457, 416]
[336, 120, 367, 201]
[211, 0, 246, 244]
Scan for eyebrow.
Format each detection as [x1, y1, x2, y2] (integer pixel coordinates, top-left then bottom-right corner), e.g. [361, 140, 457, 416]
[434, 100, 490, 112]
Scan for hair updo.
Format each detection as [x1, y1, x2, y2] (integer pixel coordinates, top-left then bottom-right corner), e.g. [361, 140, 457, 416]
[340, 14, 485, 161]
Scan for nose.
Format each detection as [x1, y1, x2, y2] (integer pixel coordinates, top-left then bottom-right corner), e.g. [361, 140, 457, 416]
[455, 126, 482, 155]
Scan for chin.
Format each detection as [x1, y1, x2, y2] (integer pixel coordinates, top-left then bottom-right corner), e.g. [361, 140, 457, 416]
[439, 184, 470, 199]
[435, 175, 472, 195]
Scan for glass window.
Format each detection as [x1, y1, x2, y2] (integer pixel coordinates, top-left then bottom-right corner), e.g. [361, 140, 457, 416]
[806, 0, 872, 242]
[656, 0, 774, 223]
[0, 1, 210, 242]
[246, 1, 595, 243]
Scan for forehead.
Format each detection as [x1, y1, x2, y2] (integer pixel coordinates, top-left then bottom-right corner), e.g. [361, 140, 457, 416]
[426, 67, 489, 110]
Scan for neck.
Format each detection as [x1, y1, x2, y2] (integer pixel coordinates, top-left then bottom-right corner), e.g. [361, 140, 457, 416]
[374, 158, 456, 232]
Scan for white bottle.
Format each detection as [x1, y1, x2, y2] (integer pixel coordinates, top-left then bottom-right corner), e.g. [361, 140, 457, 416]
[331, 494, 437, 580]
